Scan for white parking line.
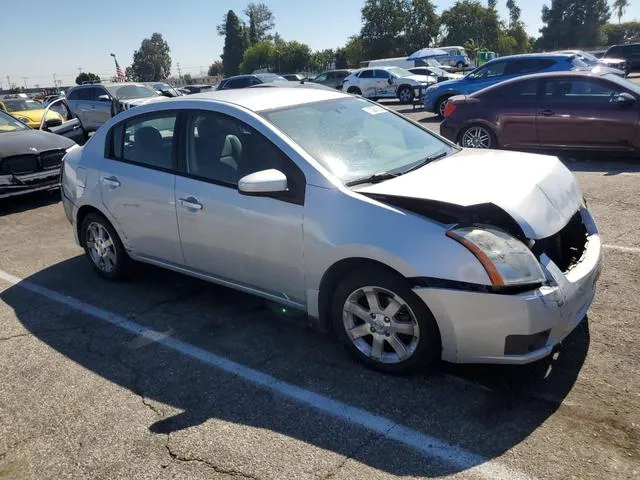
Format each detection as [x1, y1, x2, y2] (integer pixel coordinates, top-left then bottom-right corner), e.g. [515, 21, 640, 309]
[0, 267, 533, 480]
[603, 244, 640, 254]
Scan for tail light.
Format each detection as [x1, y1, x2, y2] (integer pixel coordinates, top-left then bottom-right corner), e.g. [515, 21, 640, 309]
[443, 102, 457, 118]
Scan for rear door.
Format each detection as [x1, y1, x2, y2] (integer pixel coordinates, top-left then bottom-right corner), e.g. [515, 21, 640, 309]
[100, 111, 183, 264]
[357, 70, 376, 97]
[537, 76, 639, 151]
[373, 69, 395, 98]
[44, 99, 85, 144]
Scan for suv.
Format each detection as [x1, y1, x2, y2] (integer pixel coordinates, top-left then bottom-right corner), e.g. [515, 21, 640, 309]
[604, 43, 640, 75]
[342, 66, 435, 104]
[435, 47, 471, 70]
[424, 53, 589, 118]
[310, 70, 352, 89]
[66, 83, 162, 132]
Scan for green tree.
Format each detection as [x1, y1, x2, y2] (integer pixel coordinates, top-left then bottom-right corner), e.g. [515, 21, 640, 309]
[208, 61, 224, 76]
[335, 48, 349, 69]
[441, 1, 500, 53]
[126, 33, 172, 82]
[183, 73, 194, 85]
[404, 0, 440, 52]
[220, 10, 246, 76]
[360, 0, 407, 58]
[601, 21, 640, 44]
[612, 0, 629, 24]
[278, 41, 312, 73]
[309, 49, 335, 72]
[244, 3, 275, 43]
[538, 0, 610, 50]
[75, 72, 101, 85]
[240, 41, 274, 73]
[504, 0, 530, 53]
[343, 35, 366, 67]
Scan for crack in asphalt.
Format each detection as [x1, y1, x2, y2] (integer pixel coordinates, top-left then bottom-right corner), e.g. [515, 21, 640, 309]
[128, 288, 208, 319]
[0, 322, 109, 342]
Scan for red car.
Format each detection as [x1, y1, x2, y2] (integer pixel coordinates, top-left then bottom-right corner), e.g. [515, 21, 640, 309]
[439, 71, 640, 154]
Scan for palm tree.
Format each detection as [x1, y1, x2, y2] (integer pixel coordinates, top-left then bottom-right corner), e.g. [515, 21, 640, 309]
[613, 0, 629, 24]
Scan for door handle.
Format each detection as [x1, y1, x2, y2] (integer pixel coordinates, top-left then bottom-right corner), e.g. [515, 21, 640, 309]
[539, 109, 554, 116]
[102, 176, 121, 188]
[178, 196, 203, 211]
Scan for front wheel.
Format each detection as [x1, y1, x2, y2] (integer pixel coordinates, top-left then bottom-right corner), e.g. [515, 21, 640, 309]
[397, 86, 413, 104]
[456, 61, 464, 70]
[81, 212, 132, 280]
[331, 268, 440, 374]
[459, 125, 496, 149]
[435, 96, 451, 119]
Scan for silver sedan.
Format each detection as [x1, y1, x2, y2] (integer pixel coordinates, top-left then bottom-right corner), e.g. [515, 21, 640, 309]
[61, 87, 602, 373]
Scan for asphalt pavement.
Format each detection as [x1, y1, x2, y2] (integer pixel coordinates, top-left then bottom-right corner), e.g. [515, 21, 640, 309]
[0, 107, 638, 480]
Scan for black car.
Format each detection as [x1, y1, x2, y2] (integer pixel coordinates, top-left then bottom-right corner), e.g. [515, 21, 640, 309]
[604, 43, 640, 75]
[281, 73, 306, 82]
[0, 109, 77, 199]
[216, 73, 288, 90]
[182, 84, 215, 94]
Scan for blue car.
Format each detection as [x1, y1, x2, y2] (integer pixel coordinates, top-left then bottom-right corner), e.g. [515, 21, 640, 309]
[424, 53, 589, 118]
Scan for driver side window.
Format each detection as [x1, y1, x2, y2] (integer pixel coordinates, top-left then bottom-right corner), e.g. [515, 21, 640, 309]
[470, 62, 506, 80]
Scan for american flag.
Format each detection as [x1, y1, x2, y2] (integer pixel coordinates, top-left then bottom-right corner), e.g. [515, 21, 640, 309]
[115, 59, 125, 80]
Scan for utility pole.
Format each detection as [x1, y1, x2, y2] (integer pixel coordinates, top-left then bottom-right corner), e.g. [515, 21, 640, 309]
[78, 66, 83, 74]
[177, 62, 182, 79]
[6, 76, 10, 89]
[53, 73, 57, 88]
[22, 77, 28, 89]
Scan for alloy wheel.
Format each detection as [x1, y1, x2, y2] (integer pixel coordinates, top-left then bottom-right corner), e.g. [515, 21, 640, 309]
[342, 286, 420, 364]
[85, 222, 117, 273]
[398, 87, 412, 103]
[461, 126, 492, 148]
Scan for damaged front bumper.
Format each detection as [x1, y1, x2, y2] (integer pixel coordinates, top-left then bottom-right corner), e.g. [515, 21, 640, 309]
[0, 170, 61, 199]
[413, 208, 602, 364]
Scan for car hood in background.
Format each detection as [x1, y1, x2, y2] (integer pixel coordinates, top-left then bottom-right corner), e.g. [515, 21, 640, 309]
[0, 129, 75, 159]
[590, 65, 625, 76]
[118, 96, 168, 109]
[401, 74, 435, 84]
[356, 149, 582, 240]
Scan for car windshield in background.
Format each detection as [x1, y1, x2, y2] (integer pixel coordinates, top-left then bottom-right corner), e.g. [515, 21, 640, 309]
[387, 67, 413, 77]
[262, 97, 452, 183]
[579, 52, 599, 63]
[425, 58, 445, 67]
[256, 74, 287, 83]
[3, 99, 43, 111]
[570, 56, 589, 69]
[105, 84, 158, 99]
[0, 111, 29, 132]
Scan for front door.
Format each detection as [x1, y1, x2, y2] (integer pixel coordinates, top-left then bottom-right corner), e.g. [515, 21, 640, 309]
[175, 110, 305, 303]
[99, 111, 183, 264]
[373, 69, 395, 98]
[357, 70, 377, 98]
[537, 76, 639, 151]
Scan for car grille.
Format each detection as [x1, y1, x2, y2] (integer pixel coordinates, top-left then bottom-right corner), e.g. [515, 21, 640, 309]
[0, 149, 66, 175]
[531, 211, 588, 272]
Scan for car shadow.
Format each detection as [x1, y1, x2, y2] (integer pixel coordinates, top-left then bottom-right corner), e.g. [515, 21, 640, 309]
[418, 116, 441, 124]
[1, 256, 589, 477]
[0, 189, 61, 217]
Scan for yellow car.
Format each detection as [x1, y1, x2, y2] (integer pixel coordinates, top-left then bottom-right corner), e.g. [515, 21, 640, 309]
[0, 97, 62, 129]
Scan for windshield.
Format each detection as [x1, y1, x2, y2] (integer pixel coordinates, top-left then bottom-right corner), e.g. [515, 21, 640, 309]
[3, 99, 43, 112]
[603, 73, 640, 95]
[578, 51, 598, 63]
[0, 110, 29, 132]
[570, 56, 589, 69]
[425, 58, 444, 67]
[261, 97, 452, 182]
[256, 74, 287, 83]
[105, 84, 159, 99]
[386, 67, 413, 77]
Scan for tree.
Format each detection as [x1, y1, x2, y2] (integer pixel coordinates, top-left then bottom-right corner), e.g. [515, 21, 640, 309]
[343, 35, 366, 67]
[612, 0, 629, 24]
[127, 33, 172, 82]
[220, 10, 245, 76]
[183, 73, 194, 85]
[602, 21, 640, 44]
[244, 3, 275, 43]
[538, 0, 610, 50]
[441, 1, 500, 53]
[335, 48, 349, 69]
[504, 0, 530, 54]
[309, 49, 334, 72]
[360, 0, 407, 59]
[404, 0, 440, 52]
[208, 61, 224, 76]
[240, 41, 274, 73]
[75, 72, 101, 85]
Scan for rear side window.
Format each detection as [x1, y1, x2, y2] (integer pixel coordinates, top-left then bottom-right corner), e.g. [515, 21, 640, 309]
[66, 89, 80, 101]
[358, 70, 374, 79]
[374, 70, 391, 79]
[542, 78, 622, 103]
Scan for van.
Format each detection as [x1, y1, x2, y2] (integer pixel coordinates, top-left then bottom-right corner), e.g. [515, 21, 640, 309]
[436, 47, 471, 69]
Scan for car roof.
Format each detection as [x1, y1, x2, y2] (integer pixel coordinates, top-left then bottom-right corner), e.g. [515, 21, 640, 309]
[180, 87, 346, 112]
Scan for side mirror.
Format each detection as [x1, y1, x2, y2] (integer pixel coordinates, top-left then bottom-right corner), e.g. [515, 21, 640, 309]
[611, 92, 635, 107]
[98, 94, 111, 102]
[388, 77, 394, 85]
[43, 117, 63, 129]
[238, 169, 288, 196]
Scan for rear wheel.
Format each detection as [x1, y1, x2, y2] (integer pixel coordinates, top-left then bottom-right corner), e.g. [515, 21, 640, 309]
[331, 267, 440, 374]
[459, 125, 496, 149]
[456, 61, 464, 70]
[347, 87, 362, 96]
[80, 212, 132, 280]
[397, 86, 413, 104]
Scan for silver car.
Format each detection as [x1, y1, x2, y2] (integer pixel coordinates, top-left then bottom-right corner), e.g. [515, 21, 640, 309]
[61, 88, 602, 373]
[65, 82, 163, 132]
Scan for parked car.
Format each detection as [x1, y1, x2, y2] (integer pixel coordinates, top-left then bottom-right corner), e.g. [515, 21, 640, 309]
[434, 46, 471, 69]
[424, 53, 590, 118]
[0, 97, 63, 129]
[216, 74, 287, 90]
[61, 87, 601, 373]
[439, 71, 640, 154]
[281, 74, 306, 82]
[42, 94, 64, 107]
[142, 82, 184, 97]
[308, 70, 352, 90]
[409, 66, 463, 83]
[66, 83, 164, 132]
[604, 43, 640, 74]
[342, 66, 436, 104]
[181, 84, 215, 94]
[557, 50, 628, 76]
[0, 109, 78, 199]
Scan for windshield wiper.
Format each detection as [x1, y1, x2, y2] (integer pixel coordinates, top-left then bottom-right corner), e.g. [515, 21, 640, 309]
[345, 172, 399, 187]
[398, 150, 449, 175]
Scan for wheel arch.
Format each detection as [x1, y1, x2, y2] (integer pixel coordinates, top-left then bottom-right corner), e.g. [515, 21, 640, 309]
[75, 204, 125, 249]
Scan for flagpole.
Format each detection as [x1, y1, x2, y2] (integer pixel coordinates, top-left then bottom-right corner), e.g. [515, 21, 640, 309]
[110, 53, 124, 82]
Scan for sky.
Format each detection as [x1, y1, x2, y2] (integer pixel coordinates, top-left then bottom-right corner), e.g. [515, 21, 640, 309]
[1, 0, 639, 88]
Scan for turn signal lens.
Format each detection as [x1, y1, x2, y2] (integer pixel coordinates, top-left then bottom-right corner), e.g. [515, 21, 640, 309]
[443, 103, 456, 118]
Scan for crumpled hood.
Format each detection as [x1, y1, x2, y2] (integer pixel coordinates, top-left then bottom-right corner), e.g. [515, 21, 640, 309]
[0, 129, 75, 160]
[118, 96, 168, 110]
[356, 149, 583, 240]
[401, 74, 435, 84]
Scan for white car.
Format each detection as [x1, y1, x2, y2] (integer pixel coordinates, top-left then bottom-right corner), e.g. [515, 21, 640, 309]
[342, 66, 436, 104]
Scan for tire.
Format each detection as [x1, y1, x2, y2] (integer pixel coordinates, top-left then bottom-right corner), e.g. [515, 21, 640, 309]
[435, 95, 452, 119]
[456, 61, 464, 70]
[458, 124, 497, 149]
[80, 212, 132, 280]
[330, 267, 441, 374]
[347, 87, 362, 95]
[397, 86, 413, 104]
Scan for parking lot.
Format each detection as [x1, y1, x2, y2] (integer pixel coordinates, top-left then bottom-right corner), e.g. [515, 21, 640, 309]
[1, 103, 639, 479]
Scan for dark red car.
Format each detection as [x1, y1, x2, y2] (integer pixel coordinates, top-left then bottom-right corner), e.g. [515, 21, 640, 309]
[439, 71, 640, 154]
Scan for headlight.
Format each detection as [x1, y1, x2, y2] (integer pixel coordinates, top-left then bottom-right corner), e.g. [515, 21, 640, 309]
[446, 226, 546, 287]
[425, 85, 437, 93]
